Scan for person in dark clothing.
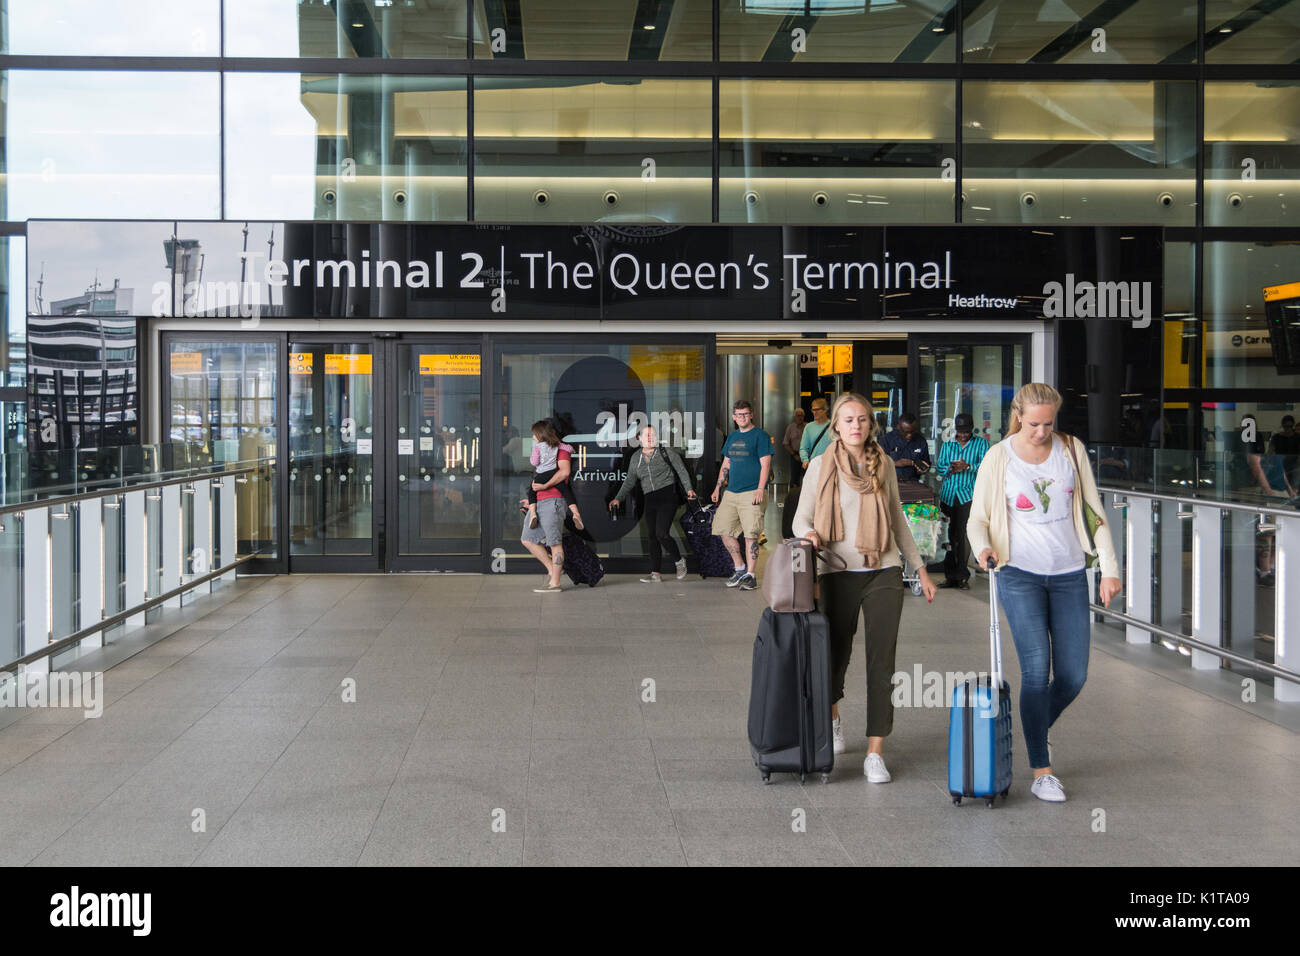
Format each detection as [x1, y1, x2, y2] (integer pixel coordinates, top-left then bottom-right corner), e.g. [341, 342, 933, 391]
[1269, 414, 1300, 492]
[610, 424, 697, 583]
[881, 412, 932, 483]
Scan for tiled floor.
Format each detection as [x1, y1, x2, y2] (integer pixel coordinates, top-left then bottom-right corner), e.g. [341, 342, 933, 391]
[1, 570, 1296, 866]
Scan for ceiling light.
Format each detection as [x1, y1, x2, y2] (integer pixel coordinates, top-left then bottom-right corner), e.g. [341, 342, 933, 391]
[932, 26, 945, 32]
[352, 21, 364, 27]
[1219, 26, 1232, 33]
[644, 24, 656, 29]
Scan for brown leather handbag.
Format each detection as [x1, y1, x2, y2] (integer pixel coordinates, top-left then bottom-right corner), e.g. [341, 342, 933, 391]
[763, 538, 847, 613]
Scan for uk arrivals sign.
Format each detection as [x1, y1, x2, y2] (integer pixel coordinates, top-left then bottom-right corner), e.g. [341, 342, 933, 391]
[27, 222, 1162, 324]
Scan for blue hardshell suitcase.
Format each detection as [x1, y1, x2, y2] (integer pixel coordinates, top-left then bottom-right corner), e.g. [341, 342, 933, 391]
[947, 561, 1013, 806]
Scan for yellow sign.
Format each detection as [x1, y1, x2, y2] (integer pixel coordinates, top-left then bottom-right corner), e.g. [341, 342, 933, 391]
[419, 353, 481, 376]
[289, 352, 314, 375]
[817, 345, 853, 376]
[170, 352, 202, 375]
[324, 353, 372, 375]
[1263, 281, 1300, 302]
[834, 345, 853, 375]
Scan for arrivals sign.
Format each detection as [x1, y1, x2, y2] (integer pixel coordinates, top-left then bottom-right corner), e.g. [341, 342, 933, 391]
[27, 222, 1162, 323]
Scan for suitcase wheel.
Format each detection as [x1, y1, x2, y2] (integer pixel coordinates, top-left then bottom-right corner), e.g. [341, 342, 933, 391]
[761, 772, 772, 784]
[986, 798, 996, 808]
[910, 582, 922, 596]
[820, 774, 830, 785]
[1001, 788, 1010, 798]
[951, 794, 961, 806]
[800, 773, 807, 784]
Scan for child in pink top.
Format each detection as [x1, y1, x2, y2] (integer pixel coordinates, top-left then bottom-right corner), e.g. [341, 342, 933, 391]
[525, 420, 584, 530]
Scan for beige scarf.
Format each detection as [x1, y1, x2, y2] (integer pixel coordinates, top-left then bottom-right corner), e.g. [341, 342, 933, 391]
[812, 438, 891, 568]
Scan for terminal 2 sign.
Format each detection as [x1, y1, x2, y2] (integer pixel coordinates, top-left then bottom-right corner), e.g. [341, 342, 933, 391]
[28, 221, 1162, 324]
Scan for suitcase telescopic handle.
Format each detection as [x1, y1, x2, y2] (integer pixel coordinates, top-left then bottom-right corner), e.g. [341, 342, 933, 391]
[987, 559, 1003, 690]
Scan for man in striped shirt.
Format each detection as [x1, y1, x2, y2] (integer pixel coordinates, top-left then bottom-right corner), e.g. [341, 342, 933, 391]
[936, 413, 989, 590]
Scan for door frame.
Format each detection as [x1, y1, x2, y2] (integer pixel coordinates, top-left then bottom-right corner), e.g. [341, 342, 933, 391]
[283, 334, 386, 573]
[907, 332, 1035, 440]
[382, 332, 491, 573]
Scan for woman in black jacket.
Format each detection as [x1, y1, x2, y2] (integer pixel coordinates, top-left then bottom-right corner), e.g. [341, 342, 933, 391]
[610, 425, 697, 582]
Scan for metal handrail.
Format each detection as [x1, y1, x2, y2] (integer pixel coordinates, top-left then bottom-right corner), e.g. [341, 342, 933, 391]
[3, 553, 256, 672]
[1088, 603, 1300, 685]
[1097, 484, 1300, 520]
[0, 462, 264, 520]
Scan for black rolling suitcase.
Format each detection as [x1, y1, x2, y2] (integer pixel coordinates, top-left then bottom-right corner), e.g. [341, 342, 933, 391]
[747, 608, 834, 784]
[561, 531, 604, 587]
[679, 502, 739, 580]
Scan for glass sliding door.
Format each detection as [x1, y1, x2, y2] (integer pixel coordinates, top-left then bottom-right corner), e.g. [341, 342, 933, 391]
[390, 343, 483, 567]
[288, 341, 378, 566]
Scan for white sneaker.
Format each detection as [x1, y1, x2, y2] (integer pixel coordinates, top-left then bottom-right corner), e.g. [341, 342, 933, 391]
[640, 572, 662, 584]
[1031, 773, 1067, 802]
[864, 752, 891, 783]
[675, 558, 688, 580]
[832, 717, 846, 755]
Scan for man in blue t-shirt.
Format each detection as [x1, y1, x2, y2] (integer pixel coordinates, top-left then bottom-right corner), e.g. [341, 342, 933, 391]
[710, 400, 773, 591]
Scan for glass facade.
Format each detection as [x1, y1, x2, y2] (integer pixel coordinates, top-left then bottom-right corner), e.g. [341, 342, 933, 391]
[2, 0, 1296, 575]
[494, 340, 708, 564]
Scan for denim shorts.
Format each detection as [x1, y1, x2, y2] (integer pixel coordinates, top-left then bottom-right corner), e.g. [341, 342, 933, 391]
[521, 496, 566, 547]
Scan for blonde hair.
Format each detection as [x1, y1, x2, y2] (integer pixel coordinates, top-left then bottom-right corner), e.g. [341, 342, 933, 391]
[829, 392, 883, 473]
[1007, 383, 1063, 436]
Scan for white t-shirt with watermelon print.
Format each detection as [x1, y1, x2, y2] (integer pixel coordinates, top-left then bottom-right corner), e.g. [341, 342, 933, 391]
[1003, 436, 1086, 576]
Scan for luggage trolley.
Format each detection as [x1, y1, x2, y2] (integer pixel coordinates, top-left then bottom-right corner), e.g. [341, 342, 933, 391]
[897, 481, 948, 596]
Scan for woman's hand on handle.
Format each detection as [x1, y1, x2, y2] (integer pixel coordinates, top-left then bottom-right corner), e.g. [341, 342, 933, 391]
[804, 531, 823, 550]
[608, 499, 620, 512]
[1099, 577, 1122, 608]
[977, 548, 998, 571]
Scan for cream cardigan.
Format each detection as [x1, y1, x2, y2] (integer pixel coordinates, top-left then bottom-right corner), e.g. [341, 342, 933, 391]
[967, 434, 1120, 580]
[792, 451, 925, 572]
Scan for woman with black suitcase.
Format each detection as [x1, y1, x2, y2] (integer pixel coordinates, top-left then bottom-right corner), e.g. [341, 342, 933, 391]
[793, 392, 937, 783]
[609, 424, 697, 583]
[967, 382, 1121, 802]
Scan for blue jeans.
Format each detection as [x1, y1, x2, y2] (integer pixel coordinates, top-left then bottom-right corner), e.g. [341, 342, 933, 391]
[995, 566, 1091, 771]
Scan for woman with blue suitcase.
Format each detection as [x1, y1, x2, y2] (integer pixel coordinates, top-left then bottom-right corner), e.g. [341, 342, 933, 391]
[967, 383, 1122, 802]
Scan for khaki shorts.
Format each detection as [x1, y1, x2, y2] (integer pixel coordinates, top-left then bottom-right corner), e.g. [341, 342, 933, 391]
[715, 489, 766, 538]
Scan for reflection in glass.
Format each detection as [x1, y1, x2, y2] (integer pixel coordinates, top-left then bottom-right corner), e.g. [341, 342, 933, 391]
[2, 71, 220, 220]
[494, 342, 708, 562]
[227, 0, 468, 58]
[473, 0, 713, 60]
[397, 346, 482, 555]
[720, 80, 955, 222]
[1204, 83, 1300, 227]
[225, 74, 467, 221]
[26, 311, 138, 452]
[1204, 1, 1300, 64]
[166, 339, 278, 557]
[720, 0, 956, 62]
[474, 77, 711, 222]
[1204, 242, 1300, 390]
[962, 81, 1196, 225]
[0, 0, 219, 55]
[288, 344, 374, 555]
[916, 342, 1024, 456]
[961, 0, 1195, 63]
